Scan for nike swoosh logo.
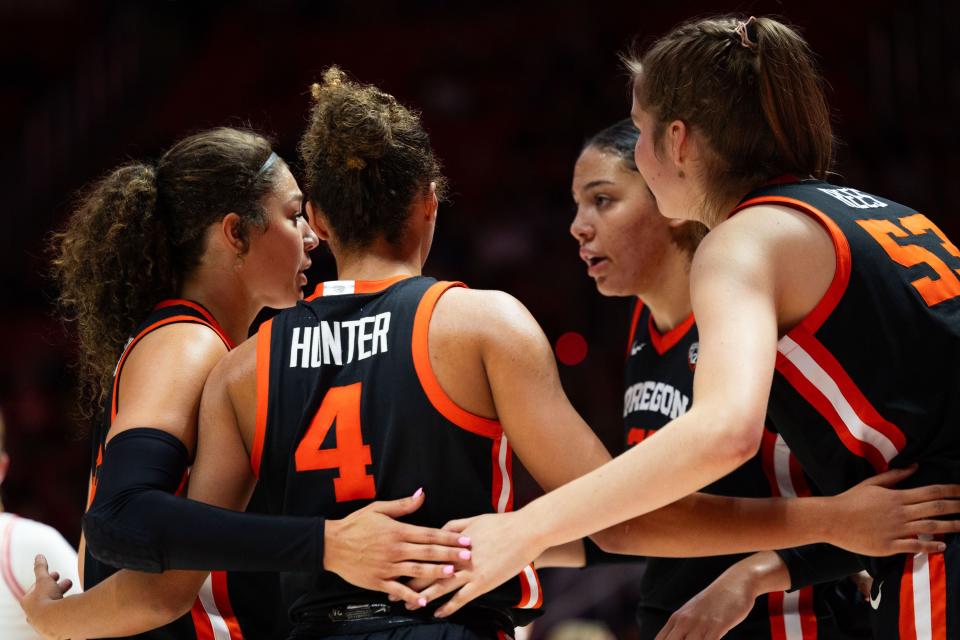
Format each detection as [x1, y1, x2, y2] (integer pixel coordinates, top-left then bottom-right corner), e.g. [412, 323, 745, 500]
[870, 581, 883, 610]
[631, 342, 646, 356]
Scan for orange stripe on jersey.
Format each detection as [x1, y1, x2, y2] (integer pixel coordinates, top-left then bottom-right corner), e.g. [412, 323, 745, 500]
[516, 563, 542, 609]
[211, 571, 244, 640]
[929, 551, 948, 640]
[356, 275, 411, 294]
[775, 352, 890, 472]
[729, 196, 852, 335]
[625, 299, 644, 358]
[648, 311, 695, 355]
[86, 445, 104, 508]
[767, 588, 817, 639]
[776, 329, 906, 472]
[250, 317, 274, 478]
[306, 282, 324, 301]
[190, 600, 216, 640]
[798, 587, 817, 638]
[412, 281, 503, 440]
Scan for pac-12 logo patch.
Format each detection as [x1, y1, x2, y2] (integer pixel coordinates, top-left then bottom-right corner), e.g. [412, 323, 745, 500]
[688, 341, 699, 371]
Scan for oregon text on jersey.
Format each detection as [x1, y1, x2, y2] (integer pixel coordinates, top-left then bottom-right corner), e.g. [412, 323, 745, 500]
[622, 380, 689, 419]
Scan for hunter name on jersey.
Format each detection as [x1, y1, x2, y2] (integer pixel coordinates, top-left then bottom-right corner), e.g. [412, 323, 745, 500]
[288, 312, 391, 368]
[623, 380, 690, 419]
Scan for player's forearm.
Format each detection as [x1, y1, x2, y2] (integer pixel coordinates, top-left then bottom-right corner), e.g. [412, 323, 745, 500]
[534, 539, 586, 568]
[593, 492, 835, 557]
[711, 551, 792, 600]
[518, 406, 762, 551]
[28, 573, 193, 640]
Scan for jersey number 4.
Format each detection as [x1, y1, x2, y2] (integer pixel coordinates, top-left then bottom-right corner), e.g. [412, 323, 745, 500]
[294, 382, 376, 502]
[857, 213, 960, 306]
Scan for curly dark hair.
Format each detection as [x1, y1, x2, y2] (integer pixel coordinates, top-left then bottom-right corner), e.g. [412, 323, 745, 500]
[298, 66, 447, 249]
[52, 127, 285, 415]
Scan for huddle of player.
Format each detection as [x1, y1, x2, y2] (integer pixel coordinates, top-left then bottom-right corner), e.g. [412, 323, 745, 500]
[20, 14, 960, 640]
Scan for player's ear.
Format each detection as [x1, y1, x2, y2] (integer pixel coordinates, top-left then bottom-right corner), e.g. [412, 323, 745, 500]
[424, 182, 438, 223]
[307, 202, 332, 241]
[221, 213, 248, 254]
[0, 452, 9, 484]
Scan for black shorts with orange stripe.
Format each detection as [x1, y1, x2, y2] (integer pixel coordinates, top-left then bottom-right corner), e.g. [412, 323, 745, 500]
[252, 276, 542, 631]
[84, 300, 286, 640]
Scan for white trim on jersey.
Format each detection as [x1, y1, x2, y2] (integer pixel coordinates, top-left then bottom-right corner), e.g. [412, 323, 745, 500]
[517, 565, 540, 610]
[321, 280, 356, 296]
[777, 335, 899, 463]
[495, 433, 511, 514]
[197, 575, 233, 640]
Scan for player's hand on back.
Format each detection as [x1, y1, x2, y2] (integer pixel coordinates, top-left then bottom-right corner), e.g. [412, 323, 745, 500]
[323, 488, 473, 606]
[402, 510, 542, 617]
[827, 465, 960, 555]
[21, 554, 74, 640]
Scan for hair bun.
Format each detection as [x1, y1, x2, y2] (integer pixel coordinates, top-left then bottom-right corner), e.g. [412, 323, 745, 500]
[308, 65, 396, 167]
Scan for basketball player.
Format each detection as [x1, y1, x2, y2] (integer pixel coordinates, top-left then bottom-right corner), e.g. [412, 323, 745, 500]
[0, 410, 81, 639]
[406, 17, 960, 640]
[28, 69, 960, 639]
[551, 118, 868, 638]
[24, 127, 469, 640]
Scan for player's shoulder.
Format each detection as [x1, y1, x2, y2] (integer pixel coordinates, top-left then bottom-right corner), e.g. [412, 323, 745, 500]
[125, 320, 230, 372]
[432, 286, 543, 348]
[435, 287, 532, 327]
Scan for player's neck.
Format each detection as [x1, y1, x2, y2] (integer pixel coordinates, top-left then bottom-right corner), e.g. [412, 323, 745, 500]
[179, 269, 259, 348]
[334, 243, 422, 282]
[640, 250, 693, 333]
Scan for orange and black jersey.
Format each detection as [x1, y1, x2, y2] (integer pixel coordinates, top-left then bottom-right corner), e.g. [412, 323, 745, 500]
[251, 275, 542, 627]
[84, 300, 287, 640]
[736, 180, 960, 502]
[622, 302, 859, 638]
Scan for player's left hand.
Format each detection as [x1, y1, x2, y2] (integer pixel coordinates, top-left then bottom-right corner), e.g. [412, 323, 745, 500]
[406, 510, 544, 616]
[655, 566, 757, 640]
[21, 554, 74, 640]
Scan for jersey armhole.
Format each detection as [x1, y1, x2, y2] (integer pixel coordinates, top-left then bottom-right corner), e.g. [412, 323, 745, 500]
[411, 281, 503, 440]
[250, 317, 274, 478]
[731, 196, 852, 335]
[111, 316, 230, 422]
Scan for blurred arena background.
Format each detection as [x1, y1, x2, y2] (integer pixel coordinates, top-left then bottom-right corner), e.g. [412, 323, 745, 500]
[1, 1, 958, 636]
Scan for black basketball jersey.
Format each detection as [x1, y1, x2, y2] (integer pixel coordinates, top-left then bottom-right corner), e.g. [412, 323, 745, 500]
[732, 179, 960, 496]
[85, 300, 286, 640]
[251, 275, 542, 626]
[623, 301, 832, 636]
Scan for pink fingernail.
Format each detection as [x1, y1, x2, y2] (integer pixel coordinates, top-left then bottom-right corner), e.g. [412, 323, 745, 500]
[418, 597, 427, 607]
[459, 550, 471, 560]
[458, 536, 471, 546]
[413, 487, 423, 499]
[443, 564, 454, 575]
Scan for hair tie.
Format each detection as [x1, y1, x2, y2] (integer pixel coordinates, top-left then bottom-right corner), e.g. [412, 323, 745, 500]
[255, 151, 279, 179]
[345, 156, 366, 171]
[735, 16, 759, 50]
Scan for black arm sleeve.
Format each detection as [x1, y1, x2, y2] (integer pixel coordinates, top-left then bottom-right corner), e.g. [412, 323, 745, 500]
[83, 427, 324, 574]
[774, 544, 865, 591]
[583, 537, 645, 566]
